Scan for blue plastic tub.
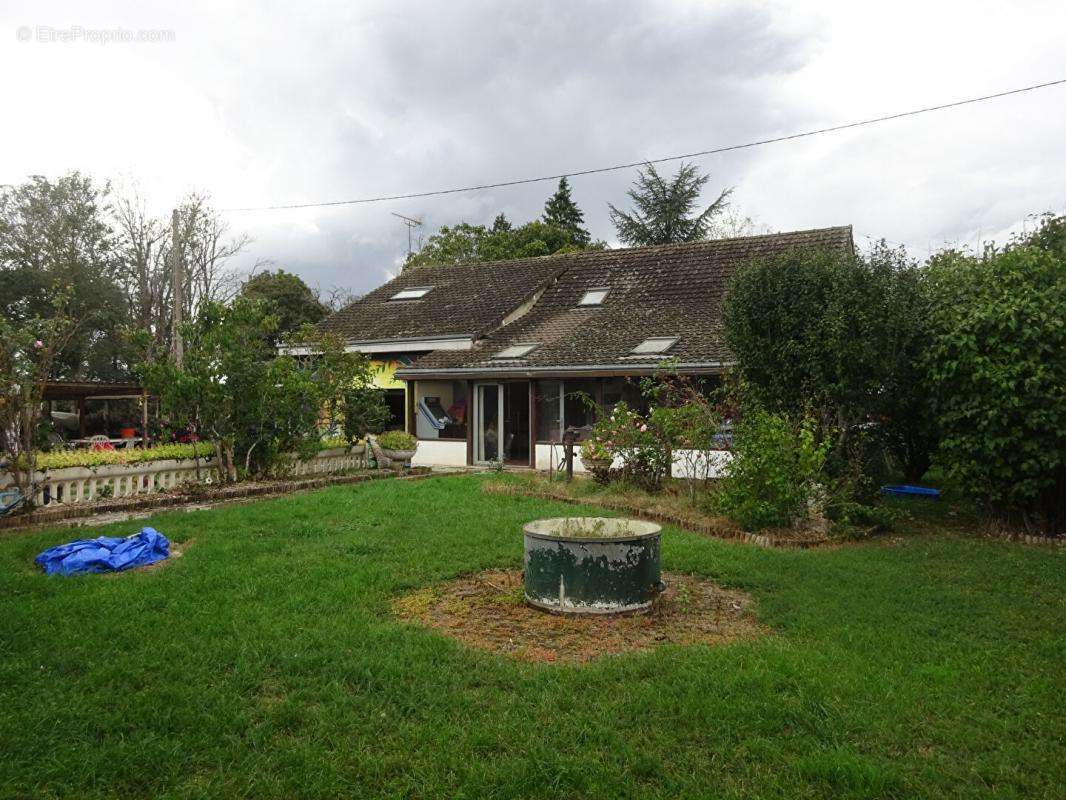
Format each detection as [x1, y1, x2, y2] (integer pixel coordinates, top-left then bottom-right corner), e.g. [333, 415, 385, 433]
[881, 484, 941, 500]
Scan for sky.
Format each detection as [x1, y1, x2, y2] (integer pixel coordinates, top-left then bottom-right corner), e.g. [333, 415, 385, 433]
[3, 0, 1065, 296]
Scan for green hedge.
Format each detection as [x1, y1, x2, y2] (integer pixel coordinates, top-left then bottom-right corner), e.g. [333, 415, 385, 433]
[34, 443, 215, 471]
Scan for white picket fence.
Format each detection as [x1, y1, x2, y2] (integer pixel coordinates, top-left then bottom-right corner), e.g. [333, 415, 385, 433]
[0, 446, 365, 509]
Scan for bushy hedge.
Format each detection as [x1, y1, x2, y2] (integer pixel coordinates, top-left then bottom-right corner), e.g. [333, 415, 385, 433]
[723, 243, 933, 484]
[711, 409, 828, 531]
[723, 215, 1064, 535]
[924, 217, 1065, 534]
[34, 443, 214, 471]
[376, 430, 416, 451]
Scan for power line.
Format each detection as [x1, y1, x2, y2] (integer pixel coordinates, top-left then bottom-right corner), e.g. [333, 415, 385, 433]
[225, 78, 1066, 213]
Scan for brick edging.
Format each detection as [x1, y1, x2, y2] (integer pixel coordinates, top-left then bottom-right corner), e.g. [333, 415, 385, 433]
[0, 469, 438, 534]
[481, 482, 828, 549]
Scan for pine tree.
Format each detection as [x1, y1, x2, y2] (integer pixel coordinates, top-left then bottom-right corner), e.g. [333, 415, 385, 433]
[608, 162, 731, 246]
[542, 177, 591, 246]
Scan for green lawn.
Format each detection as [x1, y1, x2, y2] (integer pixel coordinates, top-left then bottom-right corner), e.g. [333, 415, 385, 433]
[1, 475, 1062, 799]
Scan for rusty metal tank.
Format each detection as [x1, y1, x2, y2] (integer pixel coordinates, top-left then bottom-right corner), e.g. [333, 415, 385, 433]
[523, 517, 662, 614]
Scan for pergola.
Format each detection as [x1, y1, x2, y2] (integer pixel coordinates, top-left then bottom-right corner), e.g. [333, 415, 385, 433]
[42, 380, 151, 444]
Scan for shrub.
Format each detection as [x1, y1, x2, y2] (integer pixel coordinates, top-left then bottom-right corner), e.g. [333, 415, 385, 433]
[589, 402, 672, 491]
[141, 301, 376, 481]
[644, 374, 724, 504]
[579, 438, 611, 461]
[712, 409, 829, 531]
[376, 430, 416, 451]
[723, 243, 936, 485]
[342, 383, 389, 444]
[34, 443, 214, 471]
[924, 216, 1066, 535]
[320, 435, 353, 450]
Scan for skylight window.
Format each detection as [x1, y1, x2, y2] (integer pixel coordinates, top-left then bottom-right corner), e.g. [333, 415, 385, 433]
[389, 286, 432, 301]
[630, 336, 678, 355]
[578, 288, 610, 306]
[493, 343, 539, 359]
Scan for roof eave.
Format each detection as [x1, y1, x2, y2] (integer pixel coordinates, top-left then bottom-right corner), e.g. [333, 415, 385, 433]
[394, 361, 734, 380]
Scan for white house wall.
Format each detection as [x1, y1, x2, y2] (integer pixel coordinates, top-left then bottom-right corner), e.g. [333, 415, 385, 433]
[533, 443, 731, 478]
[411, 439, 467, 468]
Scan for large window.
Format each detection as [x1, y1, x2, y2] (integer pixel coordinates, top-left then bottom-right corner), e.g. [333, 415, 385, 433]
[602, 377, 645, 414]
[536, 378, 653, 441]
[563, 380, 598, 431]
[414, 380, 468, 440]
[535, 380, 561, 442]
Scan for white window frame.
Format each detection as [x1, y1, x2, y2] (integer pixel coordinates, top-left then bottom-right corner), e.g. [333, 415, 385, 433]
[389, 286, 433, 301]
[578, 287, 610, 306]
[492, 342, 539, 359]
[631, 336, 678, 355]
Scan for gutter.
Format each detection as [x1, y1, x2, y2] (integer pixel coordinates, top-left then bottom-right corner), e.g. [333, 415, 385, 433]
[394, 361, 734, 380]
[281, 333, 475, 356]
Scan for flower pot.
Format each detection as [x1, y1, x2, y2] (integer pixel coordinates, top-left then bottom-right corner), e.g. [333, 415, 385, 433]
[580, 455, 612, 472]
[381, 447, 416, 466]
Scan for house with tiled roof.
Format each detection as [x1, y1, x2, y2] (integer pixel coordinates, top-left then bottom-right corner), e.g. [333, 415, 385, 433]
[319, 226, 854, 469]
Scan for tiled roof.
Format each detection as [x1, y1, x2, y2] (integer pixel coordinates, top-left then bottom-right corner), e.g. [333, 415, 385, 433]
[399, 226, 854, 376]
[319, 256, 570, 342]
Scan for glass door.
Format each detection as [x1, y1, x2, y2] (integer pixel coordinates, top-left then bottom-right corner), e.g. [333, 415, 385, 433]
[475, 383, 503, 463]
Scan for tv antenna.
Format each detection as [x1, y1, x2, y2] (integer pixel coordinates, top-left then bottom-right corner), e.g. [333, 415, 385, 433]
[391, 212, 423, 256]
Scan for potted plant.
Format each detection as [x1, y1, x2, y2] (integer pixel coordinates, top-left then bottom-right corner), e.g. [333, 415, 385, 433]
[376, 430, 417, 467]
[580, 437, 613, 472]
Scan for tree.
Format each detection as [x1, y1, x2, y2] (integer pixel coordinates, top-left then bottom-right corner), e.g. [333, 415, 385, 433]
[114, 187, 168, 341]
[872, 243, 938, 481]
[404, 218, 601, 269]
[0, 298, 77, 502]
[542, 177, 591, 246]
[241, 269, 327, 340]
[141, 299, 373, 482]
[924, 216, 1066, 535]
[723, 246, 891, 431]
[168, 193, 250, 315]
[609, 162, 731, 246]
[0, 173, 129, 379]
[722, 244, 935, 496]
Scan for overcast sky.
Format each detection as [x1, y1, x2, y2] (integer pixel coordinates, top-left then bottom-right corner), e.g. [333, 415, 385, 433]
[3, 1, 1064, 295]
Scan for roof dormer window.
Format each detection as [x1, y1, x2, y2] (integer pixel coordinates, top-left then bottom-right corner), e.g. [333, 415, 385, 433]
[631, 336, 678, 355]
[578, 288, 609, 306]
[492, 342, 539, 359]
[390, 286, 433, 301]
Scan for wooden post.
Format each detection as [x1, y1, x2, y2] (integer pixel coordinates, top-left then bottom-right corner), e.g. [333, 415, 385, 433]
[465, 380, 474, 466]
[141, 391, 150, 448]
[77, 397, 86, 438]
[169, 208, 184, 366]
[528, 380, 537, 469]
[405, 381, 416, 435]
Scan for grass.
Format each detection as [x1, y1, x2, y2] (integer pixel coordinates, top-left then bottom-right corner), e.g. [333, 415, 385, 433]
[0, 474, 1062, 799]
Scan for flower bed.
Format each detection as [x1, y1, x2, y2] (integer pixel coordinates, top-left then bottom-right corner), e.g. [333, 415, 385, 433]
[34, 443, 214, 471]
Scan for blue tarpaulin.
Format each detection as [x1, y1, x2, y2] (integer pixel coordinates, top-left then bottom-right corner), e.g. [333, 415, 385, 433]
[35, 528, 170, 576]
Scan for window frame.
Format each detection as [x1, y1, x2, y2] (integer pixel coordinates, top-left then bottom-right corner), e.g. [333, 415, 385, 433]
[492, 342, 539, 359]
[389, 286, 433, 301]
[630, 336, 679, 355]
[577, 287, 610, 306]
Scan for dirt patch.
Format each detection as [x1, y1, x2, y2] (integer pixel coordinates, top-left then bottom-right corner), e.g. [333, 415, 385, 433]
[393, 569, 764, 663]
